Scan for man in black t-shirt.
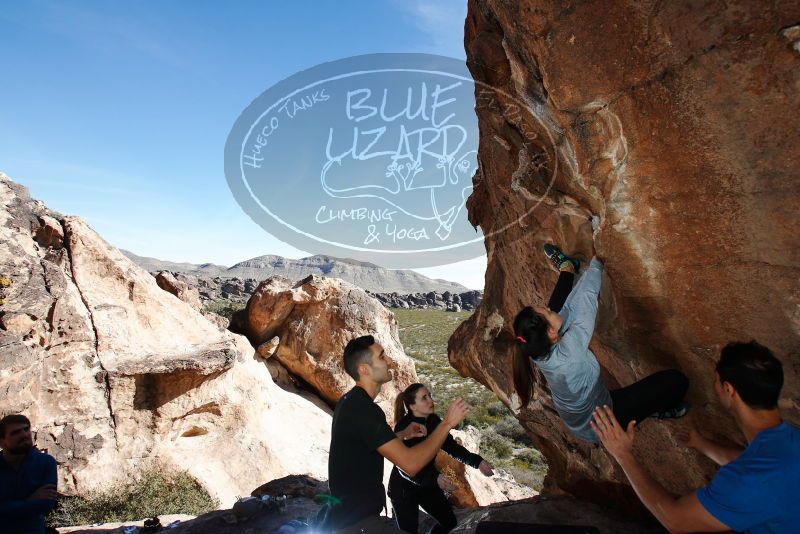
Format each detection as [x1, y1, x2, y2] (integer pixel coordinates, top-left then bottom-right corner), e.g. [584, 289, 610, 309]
[328, 335, 470, 533]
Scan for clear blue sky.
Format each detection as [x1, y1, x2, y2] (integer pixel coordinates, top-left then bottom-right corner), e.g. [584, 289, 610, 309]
[0, 0, 487, 289]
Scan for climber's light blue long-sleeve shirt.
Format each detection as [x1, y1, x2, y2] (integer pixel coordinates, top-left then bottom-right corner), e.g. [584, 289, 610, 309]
[535, 258, 612, 443]
[0, 448, 58, 534]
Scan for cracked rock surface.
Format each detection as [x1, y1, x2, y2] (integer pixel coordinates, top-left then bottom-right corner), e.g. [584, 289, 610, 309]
[0, 173, 331, 506]
[451, 0, 800, 514]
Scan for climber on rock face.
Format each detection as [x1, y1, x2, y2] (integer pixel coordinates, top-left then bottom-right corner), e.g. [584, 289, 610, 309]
[592, 341, 799, 534]
[326, 335, 471, 534]
[511, 243, 690, 444]
[0, 414, 58, 534]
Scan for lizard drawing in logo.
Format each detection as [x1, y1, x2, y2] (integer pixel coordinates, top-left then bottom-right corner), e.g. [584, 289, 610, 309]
[321, 123, 476, 241]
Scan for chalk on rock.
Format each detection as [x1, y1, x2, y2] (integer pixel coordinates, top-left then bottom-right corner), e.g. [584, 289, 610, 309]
[591, 215, 601, 235]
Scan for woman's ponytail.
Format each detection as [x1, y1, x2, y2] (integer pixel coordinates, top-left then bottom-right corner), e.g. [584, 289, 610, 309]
[512, 307, 553, 407]
[394, 383, 426, 426]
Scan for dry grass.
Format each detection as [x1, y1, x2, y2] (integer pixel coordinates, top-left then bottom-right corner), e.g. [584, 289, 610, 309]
[47, 469, 218, 528]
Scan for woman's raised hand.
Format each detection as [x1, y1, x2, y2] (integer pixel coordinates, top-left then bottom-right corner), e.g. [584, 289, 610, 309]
[443, 397, 471, 429]
[478, 460, 494, 477]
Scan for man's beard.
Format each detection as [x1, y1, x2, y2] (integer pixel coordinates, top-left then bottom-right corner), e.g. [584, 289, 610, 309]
[7, 441, 33, 454]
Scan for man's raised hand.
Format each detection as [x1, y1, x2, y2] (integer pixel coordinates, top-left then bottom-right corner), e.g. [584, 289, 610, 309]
[590, 405, 636, 459]
[443, 397, 471, 429]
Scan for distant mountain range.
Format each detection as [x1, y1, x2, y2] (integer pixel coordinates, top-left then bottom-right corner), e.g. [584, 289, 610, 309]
[122, 250, 470, 294]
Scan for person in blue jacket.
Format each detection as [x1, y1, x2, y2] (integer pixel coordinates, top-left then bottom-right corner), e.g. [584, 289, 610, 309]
[512, 244, 690, 443]
[0, 414, 58, 534]
[593, 340, 799, 533]
[389, 383, 494, 533]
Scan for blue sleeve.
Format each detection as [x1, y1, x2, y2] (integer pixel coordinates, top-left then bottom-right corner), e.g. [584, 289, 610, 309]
[696, 461, 775, 531]
[558, 259, 603, 356]
[0, 454, 58, 517]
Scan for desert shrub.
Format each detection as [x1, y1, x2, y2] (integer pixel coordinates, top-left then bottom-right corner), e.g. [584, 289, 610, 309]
[481, 428, 513, 460]
[47, 468, 218, 528]
[507, 464, 546, 492]
[202, 299, 245, 319]
[514, 447, 546, 468]
[486, 401, 506, 417]
[494, 415, 534, 446]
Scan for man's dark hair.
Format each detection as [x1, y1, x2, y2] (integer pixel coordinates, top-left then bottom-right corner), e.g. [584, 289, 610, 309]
[0, 414, 30, 438]
[716, 341, 783, 410]
[343, 335, 376, 381]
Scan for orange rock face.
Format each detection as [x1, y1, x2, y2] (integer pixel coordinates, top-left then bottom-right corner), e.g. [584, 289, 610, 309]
[245, 274, 419, 420]
[451, 0, 800, 512]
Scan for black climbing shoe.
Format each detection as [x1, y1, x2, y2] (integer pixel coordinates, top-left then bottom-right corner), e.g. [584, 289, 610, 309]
[655, 401, 690, 420]
[543, 243, 580, 271]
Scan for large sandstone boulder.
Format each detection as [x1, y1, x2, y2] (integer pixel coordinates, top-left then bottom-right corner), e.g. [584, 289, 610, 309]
[245, 274, 418, 419]
[449, 0, 800, 513]
[0, 173, 331, 506]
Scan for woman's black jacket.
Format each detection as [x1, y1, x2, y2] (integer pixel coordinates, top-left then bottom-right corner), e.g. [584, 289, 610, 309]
[387, 412, 483, 496]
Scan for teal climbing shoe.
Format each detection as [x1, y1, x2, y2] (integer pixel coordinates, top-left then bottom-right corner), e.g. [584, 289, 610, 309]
[543, 243, 580, 271]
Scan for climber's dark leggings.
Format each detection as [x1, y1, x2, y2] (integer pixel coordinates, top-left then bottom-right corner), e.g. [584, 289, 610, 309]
[548, 270, 574, 313]
[610, 370, 689, 427]
[548, 271, 689, 427]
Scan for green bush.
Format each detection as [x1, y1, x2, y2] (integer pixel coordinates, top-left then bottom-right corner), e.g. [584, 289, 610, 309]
[494, 415, 534, 446]
[47, 468, 218, 528]
[202, 299, 245, 319]
[507, 464, 546, 491]
[481, 428, 514, 459]
[514, 447, 546, 467]
[486, 401, 506, 417]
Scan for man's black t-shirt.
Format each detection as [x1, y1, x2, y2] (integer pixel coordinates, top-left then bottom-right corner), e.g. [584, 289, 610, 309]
[328, 385, 396, 529]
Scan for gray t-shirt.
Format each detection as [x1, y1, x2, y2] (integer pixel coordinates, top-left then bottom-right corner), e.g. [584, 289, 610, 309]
[535, 258, 612, 442]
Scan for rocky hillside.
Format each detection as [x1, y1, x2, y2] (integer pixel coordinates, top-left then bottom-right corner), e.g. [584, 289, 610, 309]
[149, 270, 483, 312]
[450, 0, 800, 514]
[123, 250, 471, 294]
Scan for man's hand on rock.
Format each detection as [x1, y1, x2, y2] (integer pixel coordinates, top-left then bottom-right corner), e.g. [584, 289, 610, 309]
[397, 422, 427, 440]
[443, 397, 470, 429]
[591, 405, 635, 460]
[27, 484, 57, 501]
